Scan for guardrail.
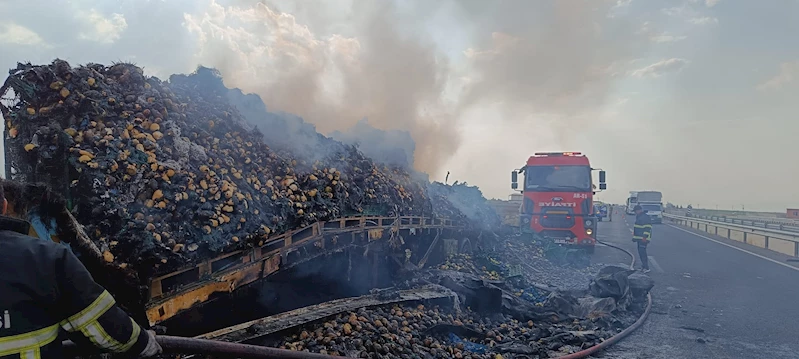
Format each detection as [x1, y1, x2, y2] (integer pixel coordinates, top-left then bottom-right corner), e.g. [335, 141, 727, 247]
[665, 213, 799, 257]
[684, 214, 799, 233]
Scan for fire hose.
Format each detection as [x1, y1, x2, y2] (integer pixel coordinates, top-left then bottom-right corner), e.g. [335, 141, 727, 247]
[554, 239, 653, 359]
[62, 335, 346, 359]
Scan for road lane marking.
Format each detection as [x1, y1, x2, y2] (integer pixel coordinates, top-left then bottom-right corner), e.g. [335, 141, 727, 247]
[648, 256, 664, 273]
[668, 225, 799, 272]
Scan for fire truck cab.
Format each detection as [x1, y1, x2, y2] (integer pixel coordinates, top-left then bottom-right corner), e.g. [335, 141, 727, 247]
[510, 152, 606, 252]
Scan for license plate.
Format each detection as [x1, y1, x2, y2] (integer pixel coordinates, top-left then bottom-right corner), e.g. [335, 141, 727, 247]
[554, 239, 568, 244]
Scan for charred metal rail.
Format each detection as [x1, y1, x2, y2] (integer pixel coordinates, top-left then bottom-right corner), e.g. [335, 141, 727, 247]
[146, 215, 465, 325]
[196, 285, 458, 344]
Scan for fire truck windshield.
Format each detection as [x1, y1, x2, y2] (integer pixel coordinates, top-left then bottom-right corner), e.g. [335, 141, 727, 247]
[524, 165, 591, 192]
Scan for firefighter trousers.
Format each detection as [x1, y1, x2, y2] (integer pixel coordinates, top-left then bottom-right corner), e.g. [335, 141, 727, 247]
[637, 242, 649, 270]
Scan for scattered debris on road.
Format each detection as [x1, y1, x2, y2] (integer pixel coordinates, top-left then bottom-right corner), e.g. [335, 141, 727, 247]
[214, 237, 652, 358]
[679, 326, 705, 333]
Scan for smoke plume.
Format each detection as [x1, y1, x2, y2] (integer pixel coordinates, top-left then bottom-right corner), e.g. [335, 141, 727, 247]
[184, 0, 458, 174]
[330, 119, 416, 169]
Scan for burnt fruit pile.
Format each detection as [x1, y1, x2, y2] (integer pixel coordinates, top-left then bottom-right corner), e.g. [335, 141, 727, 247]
[271, 303, 615, 359]
[0, 60, 497, 280]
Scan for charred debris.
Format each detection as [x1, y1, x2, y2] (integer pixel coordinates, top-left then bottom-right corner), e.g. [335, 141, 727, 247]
[0, 60, 500, 285]
[202, 236, 653, 358]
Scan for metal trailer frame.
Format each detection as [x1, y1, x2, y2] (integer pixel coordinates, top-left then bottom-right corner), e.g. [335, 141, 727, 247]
[144, 215, 468, 326]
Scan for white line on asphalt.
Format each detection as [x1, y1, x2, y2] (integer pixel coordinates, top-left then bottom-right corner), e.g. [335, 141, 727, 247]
[648, 256, 664, 273]
[668, 225, 799, 272]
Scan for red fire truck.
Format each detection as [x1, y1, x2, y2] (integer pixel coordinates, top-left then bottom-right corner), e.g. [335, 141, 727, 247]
[511, 152, 606, 253]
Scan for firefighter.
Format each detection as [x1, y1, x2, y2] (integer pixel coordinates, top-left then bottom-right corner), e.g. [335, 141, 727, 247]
[0, 183, 162, 358]
[632, 205, 653, 273]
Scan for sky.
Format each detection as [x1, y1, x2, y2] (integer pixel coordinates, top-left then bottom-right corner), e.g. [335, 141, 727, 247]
[0, 0, 796, 212]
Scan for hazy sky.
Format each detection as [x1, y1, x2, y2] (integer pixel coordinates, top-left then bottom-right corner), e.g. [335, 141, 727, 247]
[0, 0, 796, 212]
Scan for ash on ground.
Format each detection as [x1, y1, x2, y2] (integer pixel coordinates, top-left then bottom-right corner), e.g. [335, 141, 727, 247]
[240, 237, 653, 359]
[440, 235, 605, 291]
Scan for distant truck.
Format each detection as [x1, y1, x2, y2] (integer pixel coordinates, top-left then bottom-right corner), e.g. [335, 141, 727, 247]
[511, 152, 606, 253]
[635, 191, 663, 223]
[637, 191, 662, 204]
[638, 202, 664, 223]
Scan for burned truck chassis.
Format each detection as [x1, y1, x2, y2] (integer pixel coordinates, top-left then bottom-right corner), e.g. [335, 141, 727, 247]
[147, 215, 477, 327]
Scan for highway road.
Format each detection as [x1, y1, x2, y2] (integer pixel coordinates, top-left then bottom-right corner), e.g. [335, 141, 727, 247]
[593, 209, 799, 359]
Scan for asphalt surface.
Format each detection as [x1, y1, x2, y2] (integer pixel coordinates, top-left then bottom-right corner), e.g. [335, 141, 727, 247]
[591, 208, 799, 359]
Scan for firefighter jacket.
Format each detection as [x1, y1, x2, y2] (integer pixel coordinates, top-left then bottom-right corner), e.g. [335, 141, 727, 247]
[633, 212, 653, 243]
[0, 215, 150, 359]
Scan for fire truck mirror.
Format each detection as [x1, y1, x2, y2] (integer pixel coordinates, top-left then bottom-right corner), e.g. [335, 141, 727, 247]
[511, 171, 518, 189]
[599, 183, 607, 190]
[598, 170, 606, 183]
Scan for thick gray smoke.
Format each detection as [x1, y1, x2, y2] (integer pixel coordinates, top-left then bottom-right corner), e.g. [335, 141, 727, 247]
[184, 66, 419, 168]
[226, 84, 332, 161]
[171, 67, 428, 189]
[330, 119, 416, 169]
[181, 0, 647, 176]
[183, 0, 459, 174]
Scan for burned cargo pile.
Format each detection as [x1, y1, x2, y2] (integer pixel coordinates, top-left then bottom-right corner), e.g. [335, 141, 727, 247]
[441, 235, 606, 291]
[0, 60, 491, 279]
[251, 264, 651, 359]
[211, 232, 652, 358]
[269, 303, 610, 358]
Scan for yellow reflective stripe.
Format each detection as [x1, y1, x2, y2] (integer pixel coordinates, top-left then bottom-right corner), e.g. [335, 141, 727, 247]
[634, 224, 652, 229]
[0, 324, 59, 357]
[61, 290, 115, 332]
[124, 318, 142, 351]
[80, 318, 141, 353]
[19, 348, 40, 359]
